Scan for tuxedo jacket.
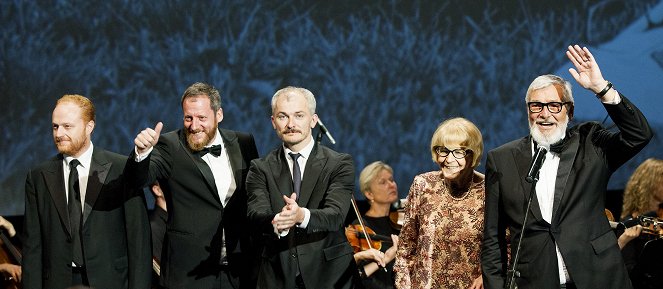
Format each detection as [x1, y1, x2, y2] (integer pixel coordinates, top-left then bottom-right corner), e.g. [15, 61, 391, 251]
[128, 128, 259, 289]
[246, 144, 356, 289]
[23, 148, 152, 289]
[481, 95, 652, 289]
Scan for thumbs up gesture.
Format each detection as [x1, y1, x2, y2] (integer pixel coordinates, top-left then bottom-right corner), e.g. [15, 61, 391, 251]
[135, 122, 163, 155]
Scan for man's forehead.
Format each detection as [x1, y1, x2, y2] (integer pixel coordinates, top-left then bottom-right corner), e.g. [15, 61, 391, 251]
[530, 85, 562, 101]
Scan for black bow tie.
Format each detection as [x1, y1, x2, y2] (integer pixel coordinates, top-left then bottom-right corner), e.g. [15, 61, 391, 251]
[549, 139, 566, 154]
[196, 145, 222, 157]
[534, 138, 567, 154]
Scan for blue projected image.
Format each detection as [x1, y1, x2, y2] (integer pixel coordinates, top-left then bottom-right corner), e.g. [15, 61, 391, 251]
[1, 0, 662, 216]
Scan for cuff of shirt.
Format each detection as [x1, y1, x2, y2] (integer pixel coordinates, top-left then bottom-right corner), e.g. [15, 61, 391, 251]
[297, 208, 311, 229]
[134, 146, 153, 162]
[601, 90, 621, 105]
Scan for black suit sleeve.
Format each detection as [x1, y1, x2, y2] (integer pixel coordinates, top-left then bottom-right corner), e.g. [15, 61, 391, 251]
[123, 185, 152, 289]
[22, 170, 43, 289]
[246, 159, 278, 235]
[481, 152, 508, 289]
[305, 153, 354, 233]
[595, 94, 652, 171]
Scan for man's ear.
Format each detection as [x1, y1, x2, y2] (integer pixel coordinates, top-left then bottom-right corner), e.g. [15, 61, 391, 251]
[311, 114, 319, 128]
[216, 108, 224, 122]
[86, 120, 95, 135]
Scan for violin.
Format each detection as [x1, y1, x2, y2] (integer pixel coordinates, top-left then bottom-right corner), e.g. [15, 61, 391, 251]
[0, 229, 22, 289]
[346, 197, 389, 272]
[637, 216, 663, 238]
[345, 224, 393, 253]
[606, 208, 663, 239]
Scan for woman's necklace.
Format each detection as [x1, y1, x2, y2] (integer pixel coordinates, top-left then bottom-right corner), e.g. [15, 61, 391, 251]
[447, 173, 474, 200]
[448, 187, 471, 200]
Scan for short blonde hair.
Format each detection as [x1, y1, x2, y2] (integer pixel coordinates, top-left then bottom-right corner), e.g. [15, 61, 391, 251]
[621, 158, 663, 218]
[430, 117, 483, 168]
[359, 161, 393, 195]
[56, 94, 96, 123]
[271, 86, 316, 115]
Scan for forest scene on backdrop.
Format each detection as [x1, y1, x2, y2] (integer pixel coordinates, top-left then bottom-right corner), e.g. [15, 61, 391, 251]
[1, 0, 662, 217]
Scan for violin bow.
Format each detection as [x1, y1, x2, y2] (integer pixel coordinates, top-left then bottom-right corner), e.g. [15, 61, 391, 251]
[0, 230, 22, 265]
[350, 195, 388, 272]
[350, 195, 376, 250]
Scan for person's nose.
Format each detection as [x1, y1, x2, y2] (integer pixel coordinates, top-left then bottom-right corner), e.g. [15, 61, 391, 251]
[189, 118, 200, 130]
[54, 126, 65, 137]
[286, 117, 296, 129]
[539, 107, 552, 118]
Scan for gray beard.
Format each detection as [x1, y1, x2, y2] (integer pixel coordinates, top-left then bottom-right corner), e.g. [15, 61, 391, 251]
[529, 119, 568, 149]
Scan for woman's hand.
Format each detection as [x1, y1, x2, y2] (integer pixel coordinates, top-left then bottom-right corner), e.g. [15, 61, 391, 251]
[354, 248, 385, 267]
[618, 225, 642, 249]
[469, 275, 483, 289]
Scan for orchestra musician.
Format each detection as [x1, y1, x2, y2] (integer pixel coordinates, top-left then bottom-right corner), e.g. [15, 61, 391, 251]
[351, 161, 400, 289]
[0, 216, 21, 285]
[618, 158, 663, 289]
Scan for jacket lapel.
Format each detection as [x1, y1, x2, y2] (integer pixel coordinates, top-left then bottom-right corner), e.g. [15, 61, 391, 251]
[44, 155, 72, 235]
[179, 131, 221, 204]
[552, 131, 579, 218]
[298, 144, 324, 206]
[513, 137, 544, 222]
[220, 129, 241, 207]
[84, 148, 110, 224]
[270, 147, 293, 202]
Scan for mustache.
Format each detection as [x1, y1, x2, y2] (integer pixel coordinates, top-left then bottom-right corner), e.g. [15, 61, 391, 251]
[186, 129, 204, 135]
[54, 136, 70, 142]
[282, 129, 300, 134]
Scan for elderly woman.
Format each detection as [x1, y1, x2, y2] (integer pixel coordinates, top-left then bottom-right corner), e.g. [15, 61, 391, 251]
[618, 158, 663, 289]
[352, 161, 400, 289]
[394, 117, 485, 289]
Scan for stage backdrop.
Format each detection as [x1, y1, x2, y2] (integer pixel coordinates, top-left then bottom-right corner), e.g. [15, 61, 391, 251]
[1, 0, 662, 216]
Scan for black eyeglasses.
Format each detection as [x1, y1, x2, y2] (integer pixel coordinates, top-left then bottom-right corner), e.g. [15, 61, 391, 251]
[527, 102, 572, 114]
[433, 146, 472, 159]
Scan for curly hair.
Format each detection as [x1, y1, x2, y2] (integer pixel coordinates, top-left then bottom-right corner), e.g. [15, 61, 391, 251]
[621, 158, 663, 219]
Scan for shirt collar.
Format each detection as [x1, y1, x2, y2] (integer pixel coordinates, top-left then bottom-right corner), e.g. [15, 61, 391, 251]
[207, 128, 225, 149]
[284, 136, 314, 160]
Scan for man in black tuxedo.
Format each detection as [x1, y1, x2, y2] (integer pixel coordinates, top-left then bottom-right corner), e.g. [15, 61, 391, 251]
[246, 86, 356, 289]
[481, 45, 653, 289]
[23, 94, 151, 289]
[130, 82, 259, 289]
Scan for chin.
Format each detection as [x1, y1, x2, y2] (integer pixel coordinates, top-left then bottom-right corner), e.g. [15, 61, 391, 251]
[530, 122, 568, 147]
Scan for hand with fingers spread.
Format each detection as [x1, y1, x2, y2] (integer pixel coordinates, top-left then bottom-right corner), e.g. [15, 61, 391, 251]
[134, 122, 163, 155]
[565, 45, 610, 94]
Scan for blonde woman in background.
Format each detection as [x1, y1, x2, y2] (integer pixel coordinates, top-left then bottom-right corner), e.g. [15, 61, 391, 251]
[618, 158, 663, 289]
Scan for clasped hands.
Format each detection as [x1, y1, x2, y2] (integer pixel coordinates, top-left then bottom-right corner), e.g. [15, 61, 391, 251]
[272, 193, 305, 234]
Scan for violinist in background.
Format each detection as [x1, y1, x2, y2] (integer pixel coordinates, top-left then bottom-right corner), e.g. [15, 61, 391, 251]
[0, 216, 22, 284]
[394, 117, 485, 289]
[351, 161, 400, 289]
[618, 158, 663, 289]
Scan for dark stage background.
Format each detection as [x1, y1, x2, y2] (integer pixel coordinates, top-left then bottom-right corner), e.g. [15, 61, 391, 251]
[1, 0, 662, 219]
